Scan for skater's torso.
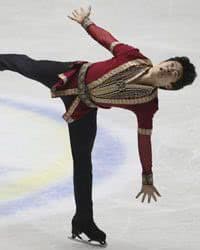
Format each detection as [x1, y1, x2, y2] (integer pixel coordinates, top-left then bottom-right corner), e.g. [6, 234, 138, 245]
[83, 46, 158, 110]
[50, 18, 159, 136]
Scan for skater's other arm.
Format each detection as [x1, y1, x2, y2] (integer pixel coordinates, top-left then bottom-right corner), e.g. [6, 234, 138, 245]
[124, 102, 162, 203]
[135, 125, 162, 203]
[67, 6, 141, 57]
[134, 109, 162, 203]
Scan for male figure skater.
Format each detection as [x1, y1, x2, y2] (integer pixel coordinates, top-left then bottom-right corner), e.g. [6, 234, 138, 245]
[0, 5, 196, 246]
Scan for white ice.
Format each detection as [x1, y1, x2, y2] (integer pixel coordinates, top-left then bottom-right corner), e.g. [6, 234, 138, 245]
[0, 0, 200, 249]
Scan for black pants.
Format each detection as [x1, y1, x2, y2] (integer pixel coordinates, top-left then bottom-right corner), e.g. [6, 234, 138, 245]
[0, 54, 97, 220]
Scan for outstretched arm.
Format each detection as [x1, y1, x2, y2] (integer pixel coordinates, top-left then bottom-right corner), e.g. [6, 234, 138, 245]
[67, 6, 140, 57]
[136, 110, 162, 203]
[126, 101, 161, 203]
[136, 132, 161, 203]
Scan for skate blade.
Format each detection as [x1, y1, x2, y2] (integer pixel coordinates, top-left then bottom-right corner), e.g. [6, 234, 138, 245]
[68, 235, 107, 247]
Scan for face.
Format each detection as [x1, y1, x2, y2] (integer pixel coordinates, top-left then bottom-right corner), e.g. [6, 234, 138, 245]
[151, 60, 183, 89]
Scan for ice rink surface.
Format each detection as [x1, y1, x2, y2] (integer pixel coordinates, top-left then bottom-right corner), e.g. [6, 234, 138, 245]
[0, 0, 199, 249]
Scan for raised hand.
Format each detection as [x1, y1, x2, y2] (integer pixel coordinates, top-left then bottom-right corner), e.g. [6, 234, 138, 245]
[67, 6, 92, 24]
[136, 184, 161, 203]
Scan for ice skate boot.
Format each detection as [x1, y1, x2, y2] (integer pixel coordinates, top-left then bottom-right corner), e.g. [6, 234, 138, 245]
[69, 215, 107, 246]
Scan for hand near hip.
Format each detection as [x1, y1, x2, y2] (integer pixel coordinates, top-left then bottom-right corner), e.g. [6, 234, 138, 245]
[136, 184, 161, 203]
[67, 6, 92, 24]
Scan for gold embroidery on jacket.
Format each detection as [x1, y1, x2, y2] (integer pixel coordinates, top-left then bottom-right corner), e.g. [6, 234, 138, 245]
[77, 59, 158, 105]
[90, 90, 157, 105]
[54, 57, 157, 118]
[88, 59, 151, 89]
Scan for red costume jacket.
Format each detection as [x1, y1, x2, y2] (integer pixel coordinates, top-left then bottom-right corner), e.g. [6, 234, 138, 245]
[50, 17, 159, 175]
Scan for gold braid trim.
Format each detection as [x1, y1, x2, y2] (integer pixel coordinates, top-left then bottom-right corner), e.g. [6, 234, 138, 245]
[138, 128, 152, 135]
[51, 88, 78, 98]
[77, 63, 97, 108]
[58, 73, 68, 83]
[62, 97, 80, 122]
[110, 41, 122, 53]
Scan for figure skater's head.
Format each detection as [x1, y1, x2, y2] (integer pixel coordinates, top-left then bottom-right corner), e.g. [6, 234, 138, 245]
[149, 56, 197, 90]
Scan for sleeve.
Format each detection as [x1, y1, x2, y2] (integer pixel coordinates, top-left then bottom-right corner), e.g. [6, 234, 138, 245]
[125, 98, 158, 175]
[135, 108, 157, 175]
[137, 132, 153, 175]
[81, 17, 141, 57]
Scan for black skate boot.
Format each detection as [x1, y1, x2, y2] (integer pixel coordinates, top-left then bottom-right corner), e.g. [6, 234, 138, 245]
[70, 215, 107, 246]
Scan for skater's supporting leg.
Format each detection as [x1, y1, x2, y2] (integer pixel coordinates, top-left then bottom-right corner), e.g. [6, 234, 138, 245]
[67, 108, 106, 243]
[0, 53, 74, 88]
[67, 108, 98, 220]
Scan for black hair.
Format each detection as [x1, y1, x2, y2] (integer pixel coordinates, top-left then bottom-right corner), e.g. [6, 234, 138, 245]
[159, 56, 197, 90]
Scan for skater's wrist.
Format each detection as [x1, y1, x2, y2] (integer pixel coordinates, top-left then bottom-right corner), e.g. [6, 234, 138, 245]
[142, 173, 153, 185]
[81, 16, 93, 29]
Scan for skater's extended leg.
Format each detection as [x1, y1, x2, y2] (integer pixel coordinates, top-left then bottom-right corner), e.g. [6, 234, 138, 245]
[0, 53, 75, 88]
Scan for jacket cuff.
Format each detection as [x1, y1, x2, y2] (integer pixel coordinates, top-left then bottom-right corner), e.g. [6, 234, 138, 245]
[142, 173, 153, 185]
[138, 128, 152, 135]
[81, 16, 94, 29]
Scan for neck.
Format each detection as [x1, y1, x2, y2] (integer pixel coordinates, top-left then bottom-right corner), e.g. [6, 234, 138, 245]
[136, 67, 158, 87]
